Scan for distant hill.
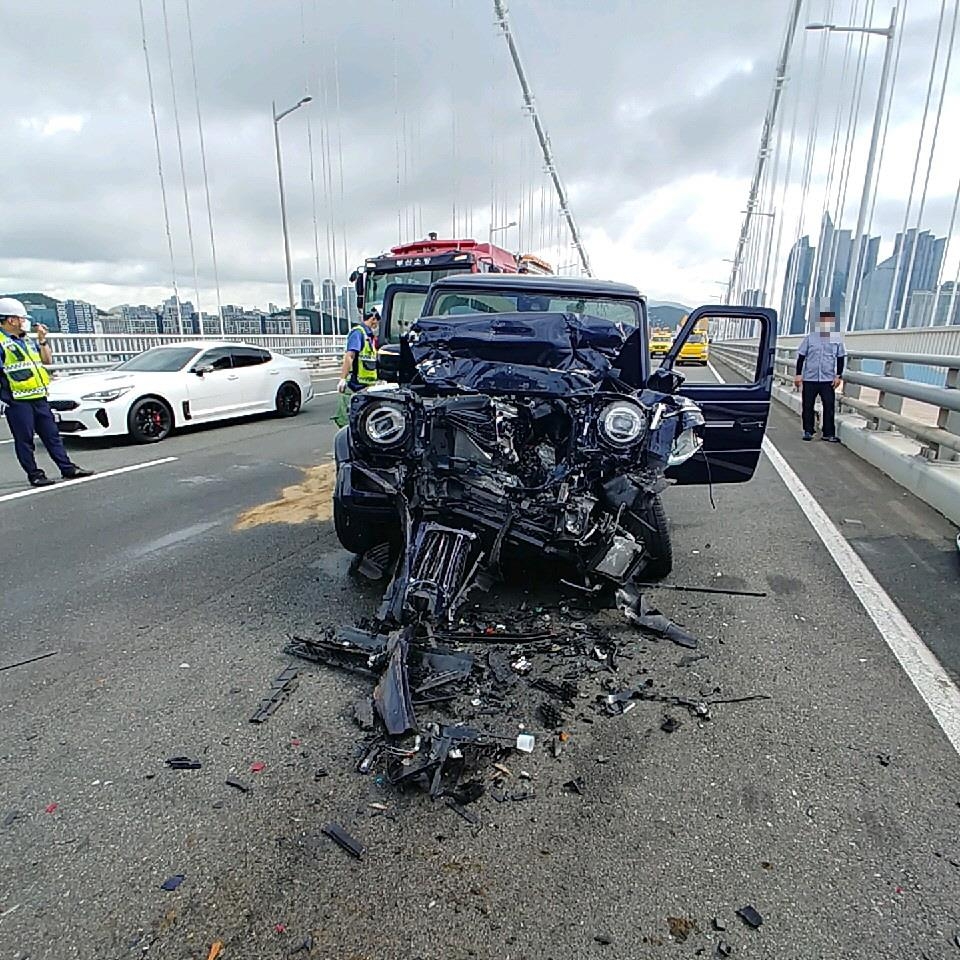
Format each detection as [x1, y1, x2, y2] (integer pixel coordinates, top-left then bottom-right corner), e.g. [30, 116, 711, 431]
[5, 292, 59, 309]
[648, 303, 689, 331]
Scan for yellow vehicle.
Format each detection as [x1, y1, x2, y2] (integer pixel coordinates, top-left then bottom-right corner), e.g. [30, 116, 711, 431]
[649, 327, 673, 357]
[678, 316, 710, 365]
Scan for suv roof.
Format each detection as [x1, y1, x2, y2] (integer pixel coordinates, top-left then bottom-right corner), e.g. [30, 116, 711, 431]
[431, 273, 644, 299]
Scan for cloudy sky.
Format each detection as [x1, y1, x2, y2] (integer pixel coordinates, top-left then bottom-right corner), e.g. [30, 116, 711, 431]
[1, 0, 956, 313]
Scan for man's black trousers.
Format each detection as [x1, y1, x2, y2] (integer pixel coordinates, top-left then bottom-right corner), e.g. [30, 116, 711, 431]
[801, 380, 836, 438]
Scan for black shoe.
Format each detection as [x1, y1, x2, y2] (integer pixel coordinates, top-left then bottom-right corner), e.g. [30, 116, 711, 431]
[802, 432, 813, 441]
[822, 435, 841, 444]
[62, 467, 94, 479]
[29, 474, 56, 487]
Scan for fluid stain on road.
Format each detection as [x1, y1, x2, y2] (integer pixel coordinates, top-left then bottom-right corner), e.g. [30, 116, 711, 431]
[234, 462, 335, 529]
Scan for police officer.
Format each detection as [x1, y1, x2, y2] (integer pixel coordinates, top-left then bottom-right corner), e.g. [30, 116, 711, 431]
[337, 307, 380, 395]
[794, 309, 846, 443]
[0, 298, 93, 487]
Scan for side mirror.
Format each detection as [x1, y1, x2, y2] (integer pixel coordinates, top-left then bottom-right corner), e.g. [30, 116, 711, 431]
[377, 343, 400, 383]
[193, 363, 213, 377]
[647, 364, 685, 395]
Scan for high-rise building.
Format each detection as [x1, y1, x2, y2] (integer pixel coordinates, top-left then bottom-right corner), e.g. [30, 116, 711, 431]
[780, 237, 815, 334]
[340, 285, 354, 324]
[22, 301, 60, 332]
[268, 302, 280, 315]
[321, 279, 338, 318]
[855, 229, 946, 329]
[119, 304, 162, 334]
[300, 278, 316, 308]
[56, 299, 97, 333]
[160, 297, 197, 334]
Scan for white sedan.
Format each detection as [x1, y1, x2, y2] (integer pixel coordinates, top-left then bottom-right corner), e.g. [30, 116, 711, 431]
[46, 341, 314, 443]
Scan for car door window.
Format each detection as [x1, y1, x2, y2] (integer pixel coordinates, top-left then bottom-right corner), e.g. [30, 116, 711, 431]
[230, 347, 271, 367]
[196, 348, 233, 371]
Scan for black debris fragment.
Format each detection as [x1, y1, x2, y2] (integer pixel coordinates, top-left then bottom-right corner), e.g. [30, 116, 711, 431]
[0, 649, 58, 673]
[877, 753, 891, 767]
[355, 542, 393, 581]
[289, 934, 315, 955]
[2, 810, 22, 828]
[249, 665, 299, 724]
[165, 756, 201, 770]
[539, 702, 565, 729]
[616, 584, 699, 648]
[321, 822, 365, 860]
[446, 780, 485, 806]
[160, 875, 185, 891]
[712, 917, 727, 931]
[225, 778, 250, 793]
[445, 798, 481, 825]
[487, 650, 518, 686]
[594, 934, 613, 945]
[563, 777, 585, 796]
[736, 905, 763, 929]
[314, 768, 329, 780]
[353, 697, 375, 731]
[636, 582, 767, 598]
[716, 940, 733, 957]
[661, 716, 682, 734]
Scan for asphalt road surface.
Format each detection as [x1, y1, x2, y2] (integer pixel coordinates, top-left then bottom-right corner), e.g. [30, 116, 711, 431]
[1, 367, 958, 960]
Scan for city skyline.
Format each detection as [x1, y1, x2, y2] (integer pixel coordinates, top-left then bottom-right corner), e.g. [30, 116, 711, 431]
[777, 213, 960, 333]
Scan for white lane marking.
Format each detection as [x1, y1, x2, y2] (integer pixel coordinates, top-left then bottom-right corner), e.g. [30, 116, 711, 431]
[0, 457, 177, 504]
[707, 361, 723, 382]
[710, 363, 960, 754]
[0, 439, 13, 445]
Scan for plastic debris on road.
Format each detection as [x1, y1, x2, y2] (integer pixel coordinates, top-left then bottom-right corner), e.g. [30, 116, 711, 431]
[160, 875, 184, 892]
[736, 904, 763, 928]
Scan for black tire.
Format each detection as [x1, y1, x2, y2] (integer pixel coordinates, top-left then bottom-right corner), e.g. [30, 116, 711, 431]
[630, 494, 673, 580]
[127, 396, 173, 443]
[333, 496, 398, 555]
[275, 382, 302, 417]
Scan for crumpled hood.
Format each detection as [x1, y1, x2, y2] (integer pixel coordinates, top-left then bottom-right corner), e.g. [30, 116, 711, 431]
[403, 311, 633, 395]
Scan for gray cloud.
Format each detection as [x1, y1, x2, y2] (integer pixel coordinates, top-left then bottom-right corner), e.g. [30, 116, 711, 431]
[0, 0, 948, 311]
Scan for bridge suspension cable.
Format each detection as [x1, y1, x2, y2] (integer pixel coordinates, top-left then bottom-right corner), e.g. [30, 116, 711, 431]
[894, 0, 958, 327]
[184, 0, 222, 335]
[884, 0, 949, 328]
[137, 0, 183, 335]
[161, 0, 203, 335]
[493, 0, 592, 276]
[727, 0, 803, 304]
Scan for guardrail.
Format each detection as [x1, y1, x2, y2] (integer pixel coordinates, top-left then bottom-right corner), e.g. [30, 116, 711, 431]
[709, 340, 960, 462]
[43, 333, 344, 375]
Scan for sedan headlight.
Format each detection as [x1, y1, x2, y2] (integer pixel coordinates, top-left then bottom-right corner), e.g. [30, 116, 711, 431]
[599, 400, 646, 446]
[81, 387, 132, 403]
[359, 401, 408, 446]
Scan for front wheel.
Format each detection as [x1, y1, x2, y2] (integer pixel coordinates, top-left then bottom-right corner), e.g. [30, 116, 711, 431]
[127, 397, 173, 443]
[275, 382, 302, 417]
[629, 494, 673, 580]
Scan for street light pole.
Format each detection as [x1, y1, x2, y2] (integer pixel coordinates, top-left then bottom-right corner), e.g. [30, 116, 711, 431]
[489, 220, 518, 246]
[808, 7, 897, 331]
[273, 96, 312, 335]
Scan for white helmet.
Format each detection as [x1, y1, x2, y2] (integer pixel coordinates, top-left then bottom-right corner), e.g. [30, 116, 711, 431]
[0, 298, 30, 319]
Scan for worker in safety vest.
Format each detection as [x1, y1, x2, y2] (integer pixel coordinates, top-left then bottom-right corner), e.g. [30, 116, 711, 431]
[337, 307, 380, 394]
[0, 298, 93, 487]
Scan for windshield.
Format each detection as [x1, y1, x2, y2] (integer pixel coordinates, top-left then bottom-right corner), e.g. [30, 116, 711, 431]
[365, 266, 472, 306]
[116, 346, 200, 372]
[427, 289, 642, 328]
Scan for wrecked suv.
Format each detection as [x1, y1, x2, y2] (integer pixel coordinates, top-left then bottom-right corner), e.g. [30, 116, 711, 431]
[333, 274, 777, 605]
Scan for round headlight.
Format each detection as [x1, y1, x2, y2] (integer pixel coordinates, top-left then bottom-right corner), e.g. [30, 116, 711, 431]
[361, 402, 408, 446]
[600, 401, 646, 446]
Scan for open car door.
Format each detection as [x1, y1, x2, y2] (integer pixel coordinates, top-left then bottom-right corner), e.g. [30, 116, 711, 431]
[651, 305, 777, 484]
[377, 283, 430, 382]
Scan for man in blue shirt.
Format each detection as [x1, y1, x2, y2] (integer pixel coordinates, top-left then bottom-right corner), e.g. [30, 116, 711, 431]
[794, 310, 846, 443]
[0, 298, 93, 487]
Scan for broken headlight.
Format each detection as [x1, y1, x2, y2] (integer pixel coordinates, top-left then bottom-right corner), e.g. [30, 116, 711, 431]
[359, 401, 409, 447]
[599, 400, 646, 447]
[667, 398, 706, 466]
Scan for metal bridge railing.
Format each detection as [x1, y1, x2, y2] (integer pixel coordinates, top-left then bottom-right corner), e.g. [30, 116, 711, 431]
[709, 339, 960, 462]
[43, 333, 344, 376]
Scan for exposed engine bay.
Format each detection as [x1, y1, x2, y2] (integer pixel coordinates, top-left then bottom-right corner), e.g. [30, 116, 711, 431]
[305, 310, 708, 794]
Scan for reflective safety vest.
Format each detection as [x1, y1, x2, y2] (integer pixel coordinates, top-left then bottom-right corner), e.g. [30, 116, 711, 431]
[0, 332, 50, 401]
[351, 325, 378, 385]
